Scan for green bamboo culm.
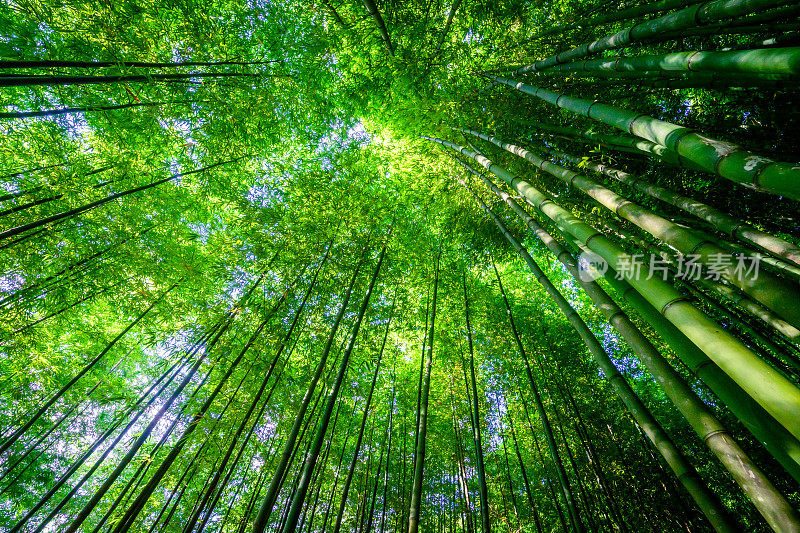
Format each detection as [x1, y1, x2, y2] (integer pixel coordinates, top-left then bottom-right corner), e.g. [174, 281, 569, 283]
[589, 213, 800, 358]
[522, 181, 800, 481]
[279, 240, 389, 533]
[593, 259, 800, 483]
[523, 66, 797, 89]
[457, 158, 800, 532]
[462, 274, 492, 533]
[648, 6, 800, 42]
[488, 259, 585, 533]
[408, 254, 439, 533]
[657, 250, 800, 367]
[515, 0, 798, 73]
[504, 0, 699, 50]
[489, 76, 800, 199]
[459, 129, 800, 331]
[593, 215, 800, 362]
[543, 146, 800, 269]
[685, 224, 800, 284]
[422, 135, 800, 444]
[251, 250, 365, 533]
[456, 176, 736, 533]
[517, 118, 687, 166]
[0, 72, 263, 88]
[541, 47, 800, 79]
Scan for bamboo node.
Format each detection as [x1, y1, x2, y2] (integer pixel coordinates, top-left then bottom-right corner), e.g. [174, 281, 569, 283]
[686, 51, 702, 72]
[586, 100, 599, 119]
[659, 296, 688, 316]
[614, 200, 632, 216]
[627, 114, 649, 136]
[583, 232, 605, 249]
[702, 429, 727, 444]
[687, 240, 714, 257]
[607, 309, 627, 323]
[750, 159, 777, 191]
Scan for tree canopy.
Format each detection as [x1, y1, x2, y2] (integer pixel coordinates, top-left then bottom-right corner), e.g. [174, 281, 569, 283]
[1, 0, 799, 532]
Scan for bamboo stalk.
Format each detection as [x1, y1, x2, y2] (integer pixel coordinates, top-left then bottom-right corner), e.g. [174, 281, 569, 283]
[490, 75, 800, 200]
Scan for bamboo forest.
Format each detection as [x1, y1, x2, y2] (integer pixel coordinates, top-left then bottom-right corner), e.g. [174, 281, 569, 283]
[2, 0, 800, 531]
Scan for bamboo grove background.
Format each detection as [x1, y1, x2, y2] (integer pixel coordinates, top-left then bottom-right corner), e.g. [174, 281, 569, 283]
[1, 0, 799, 531]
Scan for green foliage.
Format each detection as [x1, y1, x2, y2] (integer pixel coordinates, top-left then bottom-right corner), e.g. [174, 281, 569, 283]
[1, 0, 798, 532]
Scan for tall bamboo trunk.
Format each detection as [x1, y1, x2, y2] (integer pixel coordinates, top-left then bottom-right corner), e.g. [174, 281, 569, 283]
[361, 0, 395, 55]
[251, 247, 363, 531]
[521, 390, 570, 532]
[0, 71, 263, 87]
[516, 0, 796, 72]
[92, 359, 254, 533]
[62, 311, 240, 533]
[185, 256, 329, 533]
[0, 100, 194, 120]
[1, 224, 143, 309]
[147, 439, 209, 533]
[503, 0, 698, 52]
[547, 146, 800, 269]
[518, 118, 683, 166]
[378, 373, 396, 533]
[464, 154, 800, 530]
[0, 282, 176, 456]
[408, 253, 439, 533]
[110, 263, 308, 532]
[0, 59, 279, 69]
[0, 164, 116, 219]
[8, 344, 194, 533]
[57, 301, 241, 531]
[499, 432, 523, 530]
[320, 404, 359, 533]
[279, 239, 389, 533]
[488, 259, 586, 533]
[332, 296, 394, 533]
[364, 409, 389, 533]
[460, 128, 800, 331]
[463, 273, 492, 533]
[0, 158, 244, 242]
[506, 411, 544, 533]
[541, 47, 800, 79]
[450, 383, 475, 533]
[546, 394, 599, 532]
[551, 365, 628, 531]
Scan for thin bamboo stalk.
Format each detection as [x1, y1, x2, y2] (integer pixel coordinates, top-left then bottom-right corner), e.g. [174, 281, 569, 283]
[517, 0, 798, 72]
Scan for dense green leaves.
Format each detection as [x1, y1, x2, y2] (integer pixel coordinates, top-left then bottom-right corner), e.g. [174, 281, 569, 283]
[2, 0, 799, 531]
